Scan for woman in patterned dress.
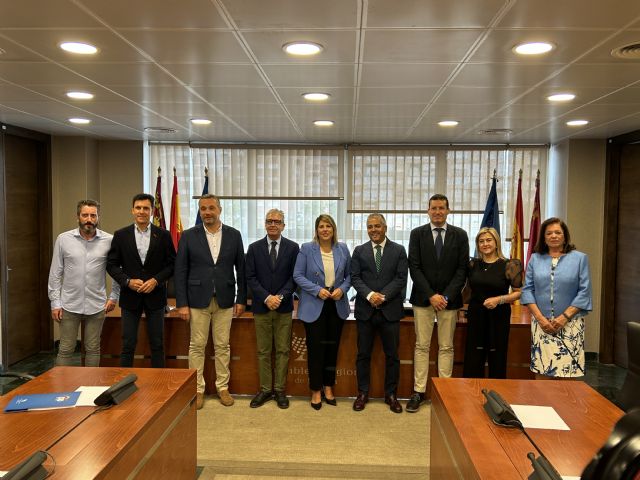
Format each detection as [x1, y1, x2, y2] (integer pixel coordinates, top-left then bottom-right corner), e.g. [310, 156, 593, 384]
[521, 218, 592, 378]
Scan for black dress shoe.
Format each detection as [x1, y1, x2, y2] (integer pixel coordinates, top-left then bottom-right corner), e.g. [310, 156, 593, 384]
[353, 392, 369, 411]
[385, 394, 403, 414]
[405, 392, 425, 413]
[310, 401, 322, 410]
[274, 391, 289, 409]
[322, 390, 337, 406]
[250, 390, 273, 408]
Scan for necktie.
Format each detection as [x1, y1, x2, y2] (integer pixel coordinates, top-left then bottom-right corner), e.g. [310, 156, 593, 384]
[270, 241, 277, 268]
[375, 245, 382, 273]
[434, 228, 444, 259]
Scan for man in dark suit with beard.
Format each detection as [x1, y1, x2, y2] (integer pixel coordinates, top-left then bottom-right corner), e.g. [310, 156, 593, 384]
[245, 209, 299, 409]
[107, 193, 175, 369]
[351, 213, 408, 413]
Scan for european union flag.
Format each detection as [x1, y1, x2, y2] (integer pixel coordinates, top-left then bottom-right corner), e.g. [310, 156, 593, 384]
[480, 175, 500, 235]
[195, 173, 209, 225]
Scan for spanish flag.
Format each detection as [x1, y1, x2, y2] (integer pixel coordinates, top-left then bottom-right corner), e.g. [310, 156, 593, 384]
[170, 168, 183, 250]
[510, 169, 524, 263]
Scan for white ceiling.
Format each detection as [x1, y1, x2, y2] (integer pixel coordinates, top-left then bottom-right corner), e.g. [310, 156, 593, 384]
[0, 0, 639, 144]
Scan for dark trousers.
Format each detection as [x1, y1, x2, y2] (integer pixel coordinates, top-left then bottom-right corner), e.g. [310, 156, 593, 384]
[120, 306, 165, 368]
[303, 300, 344, 391]
[463, 313, 510, 379]
[356, 310, 400, 395]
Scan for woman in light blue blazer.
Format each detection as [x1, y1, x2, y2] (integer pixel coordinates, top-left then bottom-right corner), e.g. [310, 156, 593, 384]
[293, 214, 351, 410]
[521, 217, 592, 379]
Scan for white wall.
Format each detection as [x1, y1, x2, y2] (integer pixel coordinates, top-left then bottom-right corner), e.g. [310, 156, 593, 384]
[548, 139, 606, 353]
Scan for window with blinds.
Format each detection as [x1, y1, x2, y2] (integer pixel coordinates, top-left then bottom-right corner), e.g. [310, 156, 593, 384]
[149, 144, 343, 246]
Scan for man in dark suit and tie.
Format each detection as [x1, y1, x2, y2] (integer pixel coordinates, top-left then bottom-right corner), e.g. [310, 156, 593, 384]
[406, 193, 469, 413]
[175, 194, 246, 409]
[107, 193, 175, 369]
[351, 213, 408, 413]
[245, 209, 299, 409]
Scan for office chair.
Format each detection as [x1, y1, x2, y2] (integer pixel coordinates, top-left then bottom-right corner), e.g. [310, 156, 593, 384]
[618, 321, 640, 412]
[581, 407, 640, 480]
[0, 371, 35, 381]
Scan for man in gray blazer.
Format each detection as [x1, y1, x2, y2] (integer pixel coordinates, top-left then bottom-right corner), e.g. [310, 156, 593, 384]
[351, 214, 408, 413]
[175, 194, 247, 409]
[406, 193, 469, 413]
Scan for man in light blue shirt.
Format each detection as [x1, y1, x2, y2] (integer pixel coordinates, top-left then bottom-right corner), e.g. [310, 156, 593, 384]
[48, 199, 119, 367]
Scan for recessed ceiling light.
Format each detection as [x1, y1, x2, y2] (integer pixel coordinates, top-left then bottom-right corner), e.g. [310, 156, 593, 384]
[68, 118, 91, 124]
[59, 42, 98, 55]
[547, 93, 575, 102]
[513, 42, 554, 55]
[190, 118, 212, 125]
[66, 91, 94, 100]
[566, 119, 589, 126]
[438, 120, 459, 127]
[283, 42, 323, 56]
[302, 92, 330, 101]
[313, 120, 334, 127]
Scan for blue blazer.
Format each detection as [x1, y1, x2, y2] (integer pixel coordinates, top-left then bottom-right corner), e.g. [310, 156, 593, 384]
[293, 242, 351, 322]
[246, 236, 299, 315]
[174, 224, 247, 309]
[351, 239, 408, 322]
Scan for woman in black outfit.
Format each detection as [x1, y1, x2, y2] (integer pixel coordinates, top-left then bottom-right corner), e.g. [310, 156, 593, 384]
[463, 227, 523, 378]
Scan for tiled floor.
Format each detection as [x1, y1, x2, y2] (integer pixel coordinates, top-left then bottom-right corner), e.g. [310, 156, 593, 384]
[1, 351, 629, 406]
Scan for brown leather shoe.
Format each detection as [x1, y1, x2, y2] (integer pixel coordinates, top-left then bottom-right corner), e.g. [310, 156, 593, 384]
[353, 392, 368, 411]
[385, 394, 403, 414]
[196, 392, 204, 410]
[218, 389, 234, 406]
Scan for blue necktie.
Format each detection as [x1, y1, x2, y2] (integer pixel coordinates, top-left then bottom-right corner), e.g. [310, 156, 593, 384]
[434, 228, 444, 259]
[270, 241, 277, 268]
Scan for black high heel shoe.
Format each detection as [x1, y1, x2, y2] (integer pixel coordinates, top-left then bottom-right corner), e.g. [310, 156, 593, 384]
[322, 389, 337, 406]
[310, 400, 322, 410]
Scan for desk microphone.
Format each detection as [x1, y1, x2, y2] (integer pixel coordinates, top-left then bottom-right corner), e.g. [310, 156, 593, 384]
[481, 389, 561, 479]
[94, 373, 138, 406]
[527, 452, 562, 480]
[3, 450, 49, 480]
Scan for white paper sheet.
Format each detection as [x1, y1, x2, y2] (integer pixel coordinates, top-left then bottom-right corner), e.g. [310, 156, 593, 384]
[74, 386, 110, 406]
[511, 404, 570, 430]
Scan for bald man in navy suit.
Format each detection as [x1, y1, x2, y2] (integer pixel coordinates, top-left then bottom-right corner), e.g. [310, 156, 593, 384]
[245, 209, 299, 409]
[351, 214, 408, 413]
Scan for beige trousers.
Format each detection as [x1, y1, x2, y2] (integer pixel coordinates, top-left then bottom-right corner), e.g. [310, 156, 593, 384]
[413, 306, 458, 393]
[189, 297, 233, 394]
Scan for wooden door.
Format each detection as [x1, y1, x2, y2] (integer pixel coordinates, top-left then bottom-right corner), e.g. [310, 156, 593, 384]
[614, 144, 640, 367]
[1, 130, 51, 366]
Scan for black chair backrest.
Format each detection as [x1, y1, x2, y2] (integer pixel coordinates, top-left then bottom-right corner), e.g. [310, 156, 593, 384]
[618, 321, 640, 412]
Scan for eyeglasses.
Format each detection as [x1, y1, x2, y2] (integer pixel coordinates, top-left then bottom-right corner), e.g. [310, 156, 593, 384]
[265, 219, 283, 225]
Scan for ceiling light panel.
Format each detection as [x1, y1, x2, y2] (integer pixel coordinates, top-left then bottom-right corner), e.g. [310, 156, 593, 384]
[59, 42, 98, 54]
[513, 42, 555, 55]
[283, 41, 323, 56]
[66, 91, 94, 100]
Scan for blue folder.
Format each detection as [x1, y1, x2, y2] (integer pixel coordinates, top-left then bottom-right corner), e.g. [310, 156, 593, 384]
[4, 391, 81, 412]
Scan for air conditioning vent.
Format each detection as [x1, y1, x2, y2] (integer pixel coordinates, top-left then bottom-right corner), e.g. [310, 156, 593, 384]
[477, 128, 513, 135]
[611, 43, 640, 59]
[144, 127, 177, 133]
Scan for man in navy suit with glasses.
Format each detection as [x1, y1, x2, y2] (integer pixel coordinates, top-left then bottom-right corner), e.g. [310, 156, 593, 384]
[245, 209, 299, 409]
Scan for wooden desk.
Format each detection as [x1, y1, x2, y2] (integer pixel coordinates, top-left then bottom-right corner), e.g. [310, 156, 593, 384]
[0, 367, 196, 479]
[100, 303, 533, 398]
[430, 378, 624, 479]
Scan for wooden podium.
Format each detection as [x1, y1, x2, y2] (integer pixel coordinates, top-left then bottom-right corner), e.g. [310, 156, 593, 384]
[0, 367, 196, 479]
[430, 378, 624, 479]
